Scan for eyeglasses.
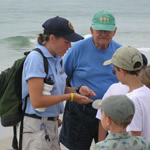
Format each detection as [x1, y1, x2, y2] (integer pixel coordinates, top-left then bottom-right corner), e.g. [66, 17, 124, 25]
[112, 69, 116, 74]
[95, 30, 113, 35]
[112, 67, 120, 74]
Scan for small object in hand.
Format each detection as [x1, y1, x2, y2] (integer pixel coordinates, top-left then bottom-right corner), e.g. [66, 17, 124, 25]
[87, 99, 93, 103]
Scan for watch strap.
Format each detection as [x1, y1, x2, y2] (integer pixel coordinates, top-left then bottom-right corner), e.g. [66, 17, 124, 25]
[75, 86, 82, 94]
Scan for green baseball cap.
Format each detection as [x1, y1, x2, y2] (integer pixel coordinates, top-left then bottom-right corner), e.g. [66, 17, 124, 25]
[92, 10, 116, 31]
[92, 95, 135, 123]
[103, 46, 143, 71]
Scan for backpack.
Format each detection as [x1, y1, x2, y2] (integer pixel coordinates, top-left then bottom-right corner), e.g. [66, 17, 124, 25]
[0, 48, 48, 150]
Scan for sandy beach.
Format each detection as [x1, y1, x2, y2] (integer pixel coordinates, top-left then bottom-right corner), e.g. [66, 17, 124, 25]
[0, 136, 71, 150]
[0, 136, 13, 150]
[0, 137, 95, 150]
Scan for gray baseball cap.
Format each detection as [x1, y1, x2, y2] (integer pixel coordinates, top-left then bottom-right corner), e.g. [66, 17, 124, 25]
[103, 46, 143, 71]
[92, 95, 135, 123]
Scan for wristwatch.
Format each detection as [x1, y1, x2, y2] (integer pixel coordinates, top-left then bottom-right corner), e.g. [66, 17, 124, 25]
[75, 86, 82, 94]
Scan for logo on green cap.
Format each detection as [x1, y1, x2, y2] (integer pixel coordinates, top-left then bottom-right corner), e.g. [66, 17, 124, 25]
[100, 16, 110, 23]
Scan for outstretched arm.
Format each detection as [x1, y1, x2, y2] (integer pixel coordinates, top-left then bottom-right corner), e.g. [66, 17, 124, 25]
[28, 78, 93, 108]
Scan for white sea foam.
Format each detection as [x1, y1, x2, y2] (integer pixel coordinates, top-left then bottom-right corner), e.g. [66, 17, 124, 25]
[83, 34, 92, 39]
[138, 48, 150, 53]
[83, 34, 150, 53]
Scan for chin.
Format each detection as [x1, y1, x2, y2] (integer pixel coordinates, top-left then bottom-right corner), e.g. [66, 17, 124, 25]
[98, 45, 108, 50]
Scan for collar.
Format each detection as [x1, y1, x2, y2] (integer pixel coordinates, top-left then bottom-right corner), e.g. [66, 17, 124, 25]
[35, 44, 61, 61]
[105, 132, 131, 140]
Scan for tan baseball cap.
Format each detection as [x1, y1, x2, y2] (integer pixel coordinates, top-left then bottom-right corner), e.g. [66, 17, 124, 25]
[103, 46, 143, 71]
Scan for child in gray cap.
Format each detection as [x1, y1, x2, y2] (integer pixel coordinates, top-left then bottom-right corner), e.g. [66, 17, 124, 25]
[92, 95, 150, 150]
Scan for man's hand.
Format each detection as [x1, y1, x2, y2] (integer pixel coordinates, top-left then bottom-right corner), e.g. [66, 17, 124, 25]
[79, 86, 96, 98]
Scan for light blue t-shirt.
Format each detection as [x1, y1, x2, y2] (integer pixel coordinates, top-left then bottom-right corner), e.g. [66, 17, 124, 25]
[22, 44, 67, 117]
[63, 37, 121, 100]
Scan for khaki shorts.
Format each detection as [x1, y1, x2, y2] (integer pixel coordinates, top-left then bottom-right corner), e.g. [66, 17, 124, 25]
[22, 116, 61, 150]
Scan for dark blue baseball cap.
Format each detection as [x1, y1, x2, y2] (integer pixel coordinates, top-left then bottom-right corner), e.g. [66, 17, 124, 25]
[141, 53, 148, 68]
[42, 16, 84, 42]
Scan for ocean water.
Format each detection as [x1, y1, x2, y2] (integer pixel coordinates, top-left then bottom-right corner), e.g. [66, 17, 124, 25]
[0, 0, 150, 141]
[0, 0, 150, 73]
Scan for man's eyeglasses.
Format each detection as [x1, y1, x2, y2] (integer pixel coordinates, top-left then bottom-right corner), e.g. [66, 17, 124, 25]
[96, 30, 113, 35]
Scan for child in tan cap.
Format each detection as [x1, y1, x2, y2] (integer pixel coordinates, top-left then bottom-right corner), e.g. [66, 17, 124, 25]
[103, 46, 150, 142]
[96, 52, 148, 141]
[92, 95, 150, 150]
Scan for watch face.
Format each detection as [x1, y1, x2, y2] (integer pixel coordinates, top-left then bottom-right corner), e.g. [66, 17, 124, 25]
[76, 86, 81, 94]
[75, 87, 79, 90]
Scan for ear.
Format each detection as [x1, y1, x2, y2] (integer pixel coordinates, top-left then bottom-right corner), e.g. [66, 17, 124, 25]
[112, 27, 117, 37]
[49, 34, 55, 41]
[90, 27, 94, 35]
[114, 27, 117, 33]
[106, 116, 112, 126]
[119, 68, 127, 76]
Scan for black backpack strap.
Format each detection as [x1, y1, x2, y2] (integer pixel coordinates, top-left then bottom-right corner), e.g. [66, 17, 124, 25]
[18, 95, 28, 150]
[12, 126, 18, 150]
[33, 48, 48, 75]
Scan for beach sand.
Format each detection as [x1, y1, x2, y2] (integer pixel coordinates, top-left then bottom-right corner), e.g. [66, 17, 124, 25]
[0, 136, 69, 150]
[0, 137, 95, 150]
[0, 136, 13, 150]
[0, 114, 95, 150]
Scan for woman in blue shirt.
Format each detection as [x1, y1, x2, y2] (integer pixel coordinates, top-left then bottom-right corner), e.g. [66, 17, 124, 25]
[22, 16, 96, 150]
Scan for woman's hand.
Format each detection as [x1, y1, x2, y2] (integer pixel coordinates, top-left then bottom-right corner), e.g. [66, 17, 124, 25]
[73, 93, 93, 104]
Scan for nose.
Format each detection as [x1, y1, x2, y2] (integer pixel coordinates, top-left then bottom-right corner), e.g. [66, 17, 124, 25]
[100, 30, 108, 35]
[64, 42, 71, 54]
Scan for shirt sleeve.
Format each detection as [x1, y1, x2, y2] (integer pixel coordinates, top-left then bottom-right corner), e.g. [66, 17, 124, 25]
[24, 51, 46, 81]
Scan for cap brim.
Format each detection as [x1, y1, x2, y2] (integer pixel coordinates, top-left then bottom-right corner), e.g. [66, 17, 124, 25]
[62, 32, 84, 42]
[92, 99, 102, 109]
[92, 24, 115, 31]
[103, 59, 112, 66]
